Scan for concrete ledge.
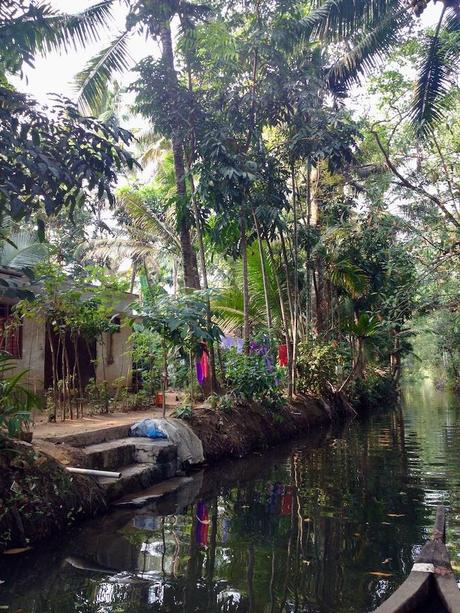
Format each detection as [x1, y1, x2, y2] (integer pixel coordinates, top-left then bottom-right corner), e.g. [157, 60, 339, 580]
[45, 425, 132, 448]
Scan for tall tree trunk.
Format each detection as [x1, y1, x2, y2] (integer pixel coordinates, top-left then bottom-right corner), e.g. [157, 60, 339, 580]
[390, 325, 401, 382]
[252, 209, 272, 334]
[183, 47, 219, 393]
[266, 239, 293, 397]
[315, 260, 329, 335]
[240, 209, 250, 353]
[291, 165, 299, 393]
[279, 228, 294, 336]
[187, 165, 219, 394]
[159, 23, 200, 290]
[305, 157, 312, 337]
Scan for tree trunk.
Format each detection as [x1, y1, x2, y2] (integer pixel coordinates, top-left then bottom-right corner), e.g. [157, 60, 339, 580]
[240, 209, 250, 353]
[266, 239, 293, 397]
[279, 228, 294, 337]
[390, 325, 401, 382]
[355, 337, 365, 380]
[252, 209, 272, 334]
[159, 24, 200, 290]
[305, 157, 312, 337]
[291, 165, 299, 393]
[314, 258, 329, 335]
[188, 169, 219, 394]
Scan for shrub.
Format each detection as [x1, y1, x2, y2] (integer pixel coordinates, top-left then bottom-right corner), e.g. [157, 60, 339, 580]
[297, 341, 340, 395]
[223, 349, 284, 410]
[0, 355, 42, 438]
[349, 371, 397, 411]
[216, 393, 235, 414]
[172, 405, 193, 420]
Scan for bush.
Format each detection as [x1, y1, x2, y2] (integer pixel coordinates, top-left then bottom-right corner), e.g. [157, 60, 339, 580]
[223, 349, 284, 410]
[172, 405, 193, 420]
[0, 355, 42, 437]
[216, 393, 235, 414]
[349, 371, 397, 411]
[297, 341, 340, 395]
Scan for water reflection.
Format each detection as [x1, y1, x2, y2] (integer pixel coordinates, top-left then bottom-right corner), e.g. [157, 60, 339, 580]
[1, 382, 460, 612]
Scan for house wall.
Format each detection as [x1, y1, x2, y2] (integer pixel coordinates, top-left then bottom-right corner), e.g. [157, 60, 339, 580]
[95, 322, 133, 387]
[4, 315, 133, 392]
[14, 317, 46, 393]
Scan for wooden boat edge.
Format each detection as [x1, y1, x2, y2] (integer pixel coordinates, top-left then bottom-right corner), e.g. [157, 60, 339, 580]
[373, 570, 432, 612]
[435, 573, 460, 613]
[373, 506, 460, 612]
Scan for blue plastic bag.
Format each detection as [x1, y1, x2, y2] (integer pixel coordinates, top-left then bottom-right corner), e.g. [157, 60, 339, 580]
[130, 418, 167, 439]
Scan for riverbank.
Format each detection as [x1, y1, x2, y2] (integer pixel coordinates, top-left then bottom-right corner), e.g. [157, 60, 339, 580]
[187, 393, 341, 461]
[0, 391, 349, 553]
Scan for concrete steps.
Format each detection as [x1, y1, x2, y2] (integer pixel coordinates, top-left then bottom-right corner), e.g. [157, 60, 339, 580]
[82, 438, 176, 471]
[45, 424, 132, 448]
[44, 425, 181, 503]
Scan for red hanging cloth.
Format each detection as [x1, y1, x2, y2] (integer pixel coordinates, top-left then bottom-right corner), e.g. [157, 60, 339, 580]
[201, 349, 209, 381]
[278, 344, 288, 367]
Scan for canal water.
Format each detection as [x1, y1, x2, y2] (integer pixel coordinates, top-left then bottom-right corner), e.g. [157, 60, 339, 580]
[1, 381, 459, 612]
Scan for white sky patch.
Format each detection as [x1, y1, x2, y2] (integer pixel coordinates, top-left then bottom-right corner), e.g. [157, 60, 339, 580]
[15, 0, 154, 104]
[17, 1, 442, 106]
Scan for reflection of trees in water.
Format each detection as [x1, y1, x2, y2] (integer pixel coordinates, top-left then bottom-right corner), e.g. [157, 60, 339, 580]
[197, 412, 428, 612]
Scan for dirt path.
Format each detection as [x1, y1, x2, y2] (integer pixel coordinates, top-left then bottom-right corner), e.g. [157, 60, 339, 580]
[33, 405, 175, 440]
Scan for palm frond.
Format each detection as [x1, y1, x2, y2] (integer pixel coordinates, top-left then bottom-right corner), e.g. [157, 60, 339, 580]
[0, 231, 48, 269]
[326, 8, 408, 95]
[75, 30, 132, 115]
[411, 7, 460, 137]
[327, 259, 369, 298]
[43, 1, 116, 54]
[299, 0, 403, 42]
[118, 190, 181, 252]
[212, 288, 265, 335]
[83, 236, 161, 268]
[212, 243, 284, 334]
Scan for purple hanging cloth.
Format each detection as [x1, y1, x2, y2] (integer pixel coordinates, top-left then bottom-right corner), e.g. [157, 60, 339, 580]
[196, 360, 204, 385]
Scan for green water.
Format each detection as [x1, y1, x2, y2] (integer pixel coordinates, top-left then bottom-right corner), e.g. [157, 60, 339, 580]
[1, 381, 459, 612]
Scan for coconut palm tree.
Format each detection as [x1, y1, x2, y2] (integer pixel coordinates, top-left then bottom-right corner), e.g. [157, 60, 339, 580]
[72, 0, 208, 290]
[83, 184, 182, 291]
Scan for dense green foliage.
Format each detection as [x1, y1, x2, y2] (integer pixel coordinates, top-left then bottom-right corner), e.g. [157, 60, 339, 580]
[1, 0, 460, 417]
[223, 349, 284, 409]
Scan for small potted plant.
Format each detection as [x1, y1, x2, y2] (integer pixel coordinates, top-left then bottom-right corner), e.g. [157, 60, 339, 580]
[18, 415, 33, 443]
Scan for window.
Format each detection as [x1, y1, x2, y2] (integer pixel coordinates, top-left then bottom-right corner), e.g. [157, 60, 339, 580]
[0, 304, 23, 359]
